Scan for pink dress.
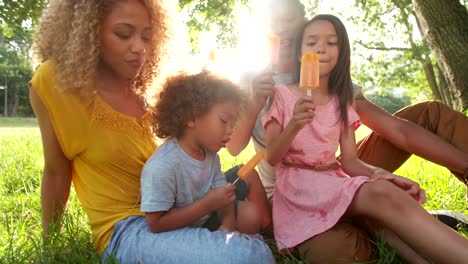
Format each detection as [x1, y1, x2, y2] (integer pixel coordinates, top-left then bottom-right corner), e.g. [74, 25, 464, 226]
[262, 85, 369, 251]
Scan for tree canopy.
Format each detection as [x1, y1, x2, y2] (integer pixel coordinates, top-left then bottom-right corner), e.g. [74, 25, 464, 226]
[344, 0, 467, 111]
[0, 0, 466, 116]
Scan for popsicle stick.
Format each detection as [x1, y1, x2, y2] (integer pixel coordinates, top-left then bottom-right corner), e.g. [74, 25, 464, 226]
[307, 89, 312, 96]
[232, 176, 240, 185]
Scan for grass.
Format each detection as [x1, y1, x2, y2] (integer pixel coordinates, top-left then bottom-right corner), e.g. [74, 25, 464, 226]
[0, 117, 467, 263]
[0, 117, 38, 127]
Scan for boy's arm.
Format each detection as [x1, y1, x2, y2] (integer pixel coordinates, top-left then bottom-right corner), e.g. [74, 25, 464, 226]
[145, 184, 236, 233]
[355, 93, 468, 174]
[142, 157, 237, 233]
[141, 160, 212, 233]
[145, 198, 215, 233]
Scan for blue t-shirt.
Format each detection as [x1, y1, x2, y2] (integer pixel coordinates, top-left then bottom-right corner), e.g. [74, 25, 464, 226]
[141, 138, 227, 227]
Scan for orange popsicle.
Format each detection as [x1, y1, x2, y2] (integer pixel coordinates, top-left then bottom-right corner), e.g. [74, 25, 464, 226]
[268, 34, 280, 70]
[232, 151, 265, 184]
[209, 49, 217, 64]
[299, 51, 320, 96]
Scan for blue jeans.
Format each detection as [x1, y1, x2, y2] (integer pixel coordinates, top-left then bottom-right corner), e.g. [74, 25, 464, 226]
[102, 216, 274, 264]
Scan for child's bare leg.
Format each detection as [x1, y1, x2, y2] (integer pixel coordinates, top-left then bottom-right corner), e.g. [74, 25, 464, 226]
[243, 169, 272, 228]
[236, 201, 262, 234]
[348, 180, 468, 264]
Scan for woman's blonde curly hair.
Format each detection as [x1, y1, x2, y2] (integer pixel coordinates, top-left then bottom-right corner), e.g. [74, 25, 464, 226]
[32, 0, 170, 99]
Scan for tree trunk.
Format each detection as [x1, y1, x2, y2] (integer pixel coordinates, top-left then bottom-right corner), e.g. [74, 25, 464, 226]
[392, 1, 449, 106]
[10, 94, 19, 117]
[419, 56, 442, 102]
[437, 65, 452, 106]
[412, 0, 468, 111]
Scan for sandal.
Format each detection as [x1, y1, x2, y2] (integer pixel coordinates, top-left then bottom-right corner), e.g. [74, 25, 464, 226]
[430, 210, 468, 231]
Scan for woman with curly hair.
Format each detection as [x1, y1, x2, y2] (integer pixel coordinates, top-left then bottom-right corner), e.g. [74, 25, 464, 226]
[140, 71, 274, 263]
[30, 0, 273, 263]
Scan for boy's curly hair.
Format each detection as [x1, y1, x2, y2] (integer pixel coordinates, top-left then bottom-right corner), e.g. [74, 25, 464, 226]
[153, 71, 246, 139]
[32, 0, 170, 99]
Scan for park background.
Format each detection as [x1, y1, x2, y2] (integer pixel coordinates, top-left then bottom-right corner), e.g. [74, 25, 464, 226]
[1, 0, 467, 263]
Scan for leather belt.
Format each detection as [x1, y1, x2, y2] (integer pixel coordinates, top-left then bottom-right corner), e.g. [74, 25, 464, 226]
[282, 161, 341, 171]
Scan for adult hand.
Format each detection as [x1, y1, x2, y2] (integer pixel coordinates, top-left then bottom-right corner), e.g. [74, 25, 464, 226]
[251, 72, 275, 109]
[372, 170, 426, 204]
[289, 96, 315, 131]
[203, 184, 237, 211]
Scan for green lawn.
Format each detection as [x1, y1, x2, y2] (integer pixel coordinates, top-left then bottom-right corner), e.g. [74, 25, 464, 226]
[0, 117, 37, 127]
[0, 117, 466, 263]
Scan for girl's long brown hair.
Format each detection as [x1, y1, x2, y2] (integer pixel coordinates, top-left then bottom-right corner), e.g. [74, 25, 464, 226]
[294, 14, 353, 129]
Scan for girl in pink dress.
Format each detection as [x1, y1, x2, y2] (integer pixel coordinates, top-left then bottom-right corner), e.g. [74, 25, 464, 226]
[263, 14, 468, 264]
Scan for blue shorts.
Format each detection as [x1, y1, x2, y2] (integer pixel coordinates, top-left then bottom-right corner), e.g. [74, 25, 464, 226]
[101, 216, 274, 264]
[101, 166, 273, 264]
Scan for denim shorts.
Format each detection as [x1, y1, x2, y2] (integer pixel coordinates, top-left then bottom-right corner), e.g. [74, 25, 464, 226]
[101, 216, 274, 264]
[101, 166, 273, 264]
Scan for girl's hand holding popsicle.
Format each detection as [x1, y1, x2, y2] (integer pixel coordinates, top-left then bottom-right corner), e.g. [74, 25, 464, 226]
[289, 96, 315, 131]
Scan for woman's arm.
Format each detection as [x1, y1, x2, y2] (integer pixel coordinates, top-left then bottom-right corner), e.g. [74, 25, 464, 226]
[264, 96, 315, 166]
[30, 87, 72, 238]
[145, 184, 236, 233]
[355, 93, 468, 174]
[227, 72, 275, 156]
[227, 101, 264, 156]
